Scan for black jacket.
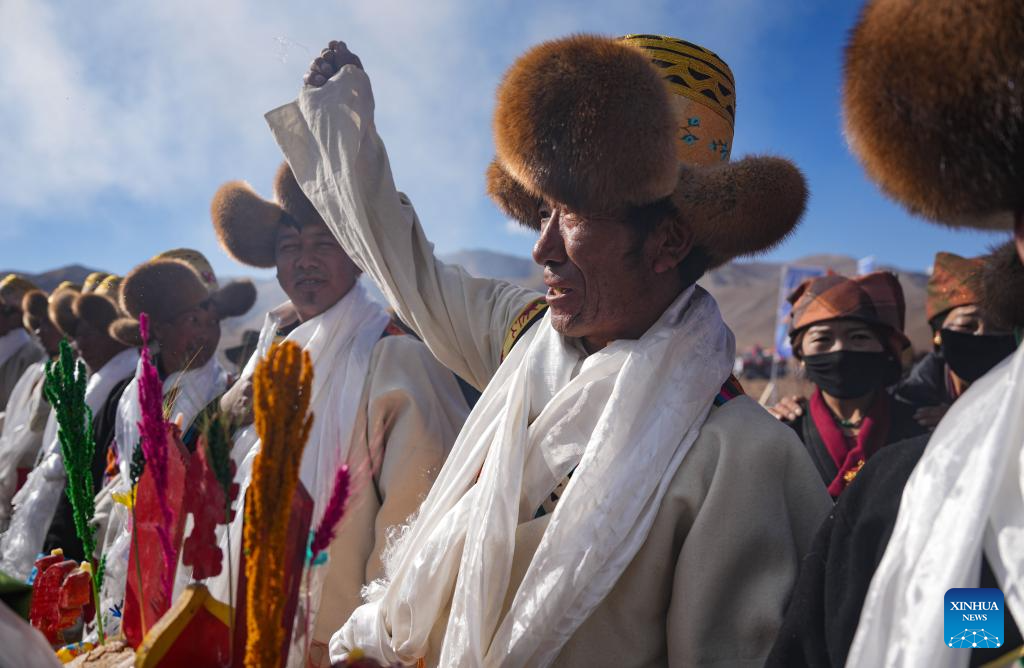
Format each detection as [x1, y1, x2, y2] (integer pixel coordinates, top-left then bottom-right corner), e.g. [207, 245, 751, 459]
[895, 351, 952, 408]
[766, 435, 1022, 667]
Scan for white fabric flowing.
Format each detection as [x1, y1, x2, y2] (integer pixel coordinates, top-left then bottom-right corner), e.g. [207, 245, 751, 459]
[330, 286, 734, 667]
[847, 342, 1024, 668]
[0, 360, 47, 528]
[204, 286, 388, 652]
[0, 347, 138, 579]
[96, 352, 227, 636]
[0, 330, 30, 371]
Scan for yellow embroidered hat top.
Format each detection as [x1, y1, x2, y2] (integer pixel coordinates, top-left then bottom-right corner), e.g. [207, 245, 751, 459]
[82, 272, 108, 293]
[0, 274, 39, 307]
[154, 248, 220, 292]
[620, 34, 736, 165]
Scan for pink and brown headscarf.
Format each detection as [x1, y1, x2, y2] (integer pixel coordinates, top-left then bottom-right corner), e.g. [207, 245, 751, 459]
[788, 271, 910, 356]
[925, 252, 985, 326]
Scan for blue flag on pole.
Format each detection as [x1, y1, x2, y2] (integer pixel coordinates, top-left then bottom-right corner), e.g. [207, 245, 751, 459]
[774, 265, 827, 360]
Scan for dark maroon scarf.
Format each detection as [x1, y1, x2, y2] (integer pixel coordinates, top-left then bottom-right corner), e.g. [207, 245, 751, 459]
[809, 388, 891, 497]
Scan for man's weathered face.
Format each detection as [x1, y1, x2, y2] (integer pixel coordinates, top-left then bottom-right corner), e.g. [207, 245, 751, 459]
[153, 301, 221, 374]
[275, 224, 359, 322]
[531, 202, 688, 352]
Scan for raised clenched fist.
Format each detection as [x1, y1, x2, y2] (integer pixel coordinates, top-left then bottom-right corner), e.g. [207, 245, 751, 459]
[304, 40, 363, 88]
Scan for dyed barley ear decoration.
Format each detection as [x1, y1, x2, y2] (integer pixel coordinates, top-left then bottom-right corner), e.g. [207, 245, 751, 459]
[42, 338, 105, 643]
[136, 313, 176, 603]
[244, 341, 314, 668]
[309, 465, 350, 562]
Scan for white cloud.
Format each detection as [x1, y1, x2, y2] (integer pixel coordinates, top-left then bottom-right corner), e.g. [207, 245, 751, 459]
[0, 0, 808, 273]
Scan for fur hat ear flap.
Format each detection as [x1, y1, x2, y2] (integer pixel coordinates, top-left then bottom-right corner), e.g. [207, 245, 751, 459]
[48, 287, 81, 338]
[842, 0, 1024, 228]
[486, 160, 543, 230]
[274, 162, 328, 230]
[109, 317, 143, 347]
[211, 280, 257, 319]
[74, 293, 120, 333]
[494, 34, 679, 214]
[672, 156, 808, 269]
[211, 181, 283, 268]
[21, 290, 49, 332]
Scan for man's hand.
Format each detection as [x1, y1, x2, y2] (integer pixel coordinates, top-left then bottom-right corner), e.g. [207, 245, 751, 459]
[913, 404, 949, 429]
[220, 377, 254, 428]
[304, 40, 363, 88]
[767, 395, 804, 421]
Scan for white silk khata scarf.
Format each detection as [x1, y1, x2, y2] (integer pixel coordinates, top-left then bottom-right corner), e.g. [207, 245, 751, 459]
[204, 285, 388, 614]
[0, 347, 138, 579]
[330, 286, 734, 667]
[0, 330, 30, 370]
[847, 343, 1024, 668]
[0, 361, 48, 530]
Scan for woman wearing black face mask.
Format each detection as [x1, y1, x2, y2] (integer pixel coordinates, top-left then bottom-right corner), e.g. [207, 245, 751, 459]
[782, 272, 926, 498]
[895, 252, 1018, 427]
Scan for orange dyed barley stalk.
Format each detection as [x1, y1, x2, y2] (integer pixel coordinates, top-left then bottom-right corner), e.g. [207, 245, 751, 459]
[244, 342, 314, 667]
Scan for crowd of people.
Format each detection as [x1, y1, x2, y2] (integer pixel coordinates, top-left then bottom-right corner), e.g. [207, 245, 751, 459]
[0, 0, 1021, 665]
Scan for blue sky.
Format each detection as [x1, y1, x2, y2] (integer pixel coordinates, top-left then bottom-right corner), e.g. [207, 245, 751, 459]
[0, 0, 1010, 279]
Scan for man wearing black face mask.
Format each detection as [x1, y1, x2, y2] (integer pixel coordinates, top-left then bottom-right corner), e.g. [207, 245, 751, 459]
[781, 272, 927, 498]
[895, 251, 1018, 427]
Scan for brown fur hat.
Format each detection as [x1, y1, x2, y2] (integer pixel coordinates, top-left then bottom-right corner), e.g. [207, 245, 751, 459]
[488, 35, 807, 268]
[74, 293, 121, 335]
[48, 285, 81, 337]
[111, 253, 257, 346]
[981, 240, 1024, 330]
[494, 34, 679, 213]
[843, 0, 1024, 228]
[21, 290, 50, 332]
[211, 162, 329, 268]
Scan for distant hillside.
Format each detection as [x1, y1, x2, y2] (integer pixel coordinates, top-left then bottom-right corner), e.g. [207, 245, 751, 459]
[10, 251, 935, 360]
[698, 255, 931, 354]
[1, 264, 106, 292]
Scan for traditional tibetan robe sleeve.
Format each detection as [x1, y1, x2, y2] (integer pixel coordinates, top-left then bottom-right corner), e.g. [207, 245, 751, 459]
[313, 334, 469, 647]
[266, 67, 539, 390]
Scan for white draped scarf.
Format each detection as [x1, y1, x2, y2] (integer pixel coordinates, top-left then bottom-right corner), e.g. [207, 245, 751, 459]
[0, 360, 47, 529]
[0, 347, 138, 579]
[204, 285, 388, 663]
[847, 343, 1024, 668]
[0, 329, 30, 371]
[330, 286, 734, 667]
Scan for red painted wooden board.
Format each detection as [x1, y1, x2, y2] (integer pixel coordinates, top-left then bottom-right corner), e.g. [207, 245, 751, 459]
[122, 426, 191, 649]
